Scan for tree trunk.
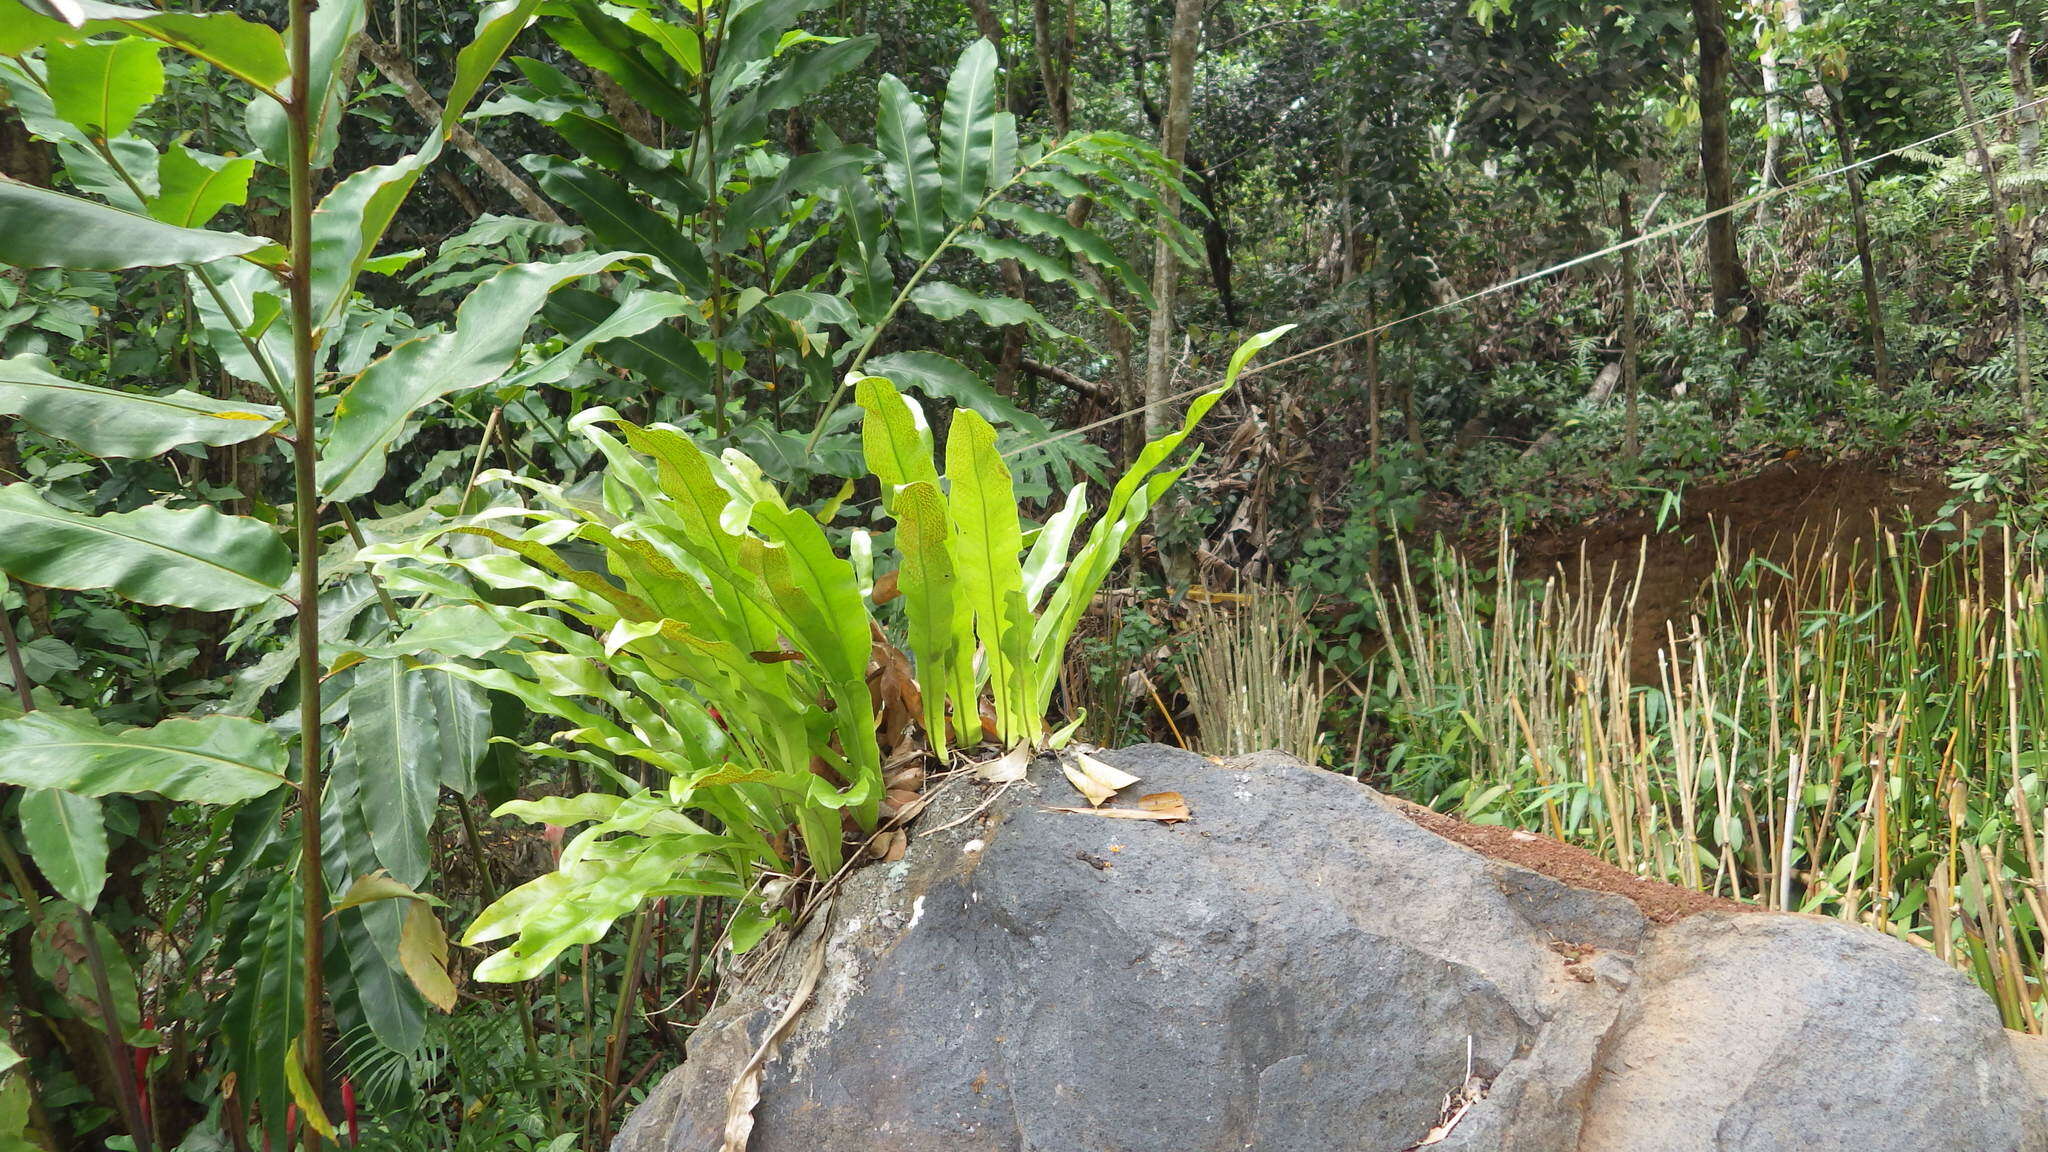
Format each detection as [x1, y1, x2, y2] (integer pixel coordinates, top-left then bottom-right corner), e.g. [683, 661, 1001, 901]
[1956, 56, 2039, 422]
[1141, 0, 1202, 437]
[1622, 186, 1642, 459]
[1366, 315, 1382, 466]
[2010, 29, 2040, 169]
[1191, 164, 1237, 325]
[0, 106, 53, 187]
[1755, 0, 1787, 214]
[1824, 83, 1890, 390]
[1031, 0, 1073, 137]
[1693, 0, 1761, 348]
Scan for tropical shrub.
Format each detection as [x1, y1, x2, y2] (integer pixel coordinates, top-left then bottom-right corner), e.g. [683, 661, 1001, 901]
[365, 327, 1291, 981]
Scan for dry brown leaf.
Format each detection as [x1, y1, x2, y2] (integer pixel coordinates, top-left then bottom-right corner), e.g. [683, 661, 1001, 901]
[723, 911, 829, 1152]
[1062, 751, 1140, 806]
[974, 745, 1030, 783]
[1047, 791, 1191, 822]
[884, 755, 926, 793]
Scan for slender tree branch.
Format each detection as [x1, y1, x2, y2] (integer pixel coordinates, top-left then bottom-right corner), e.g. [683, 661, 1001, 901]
[361, 40, 577, 240]
[1018, 356, 1110, 401]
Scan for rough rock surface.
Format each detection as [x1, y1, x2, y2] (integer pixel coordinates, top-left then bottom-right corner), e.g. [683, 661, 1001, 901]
[614, 746, 2048, 1152]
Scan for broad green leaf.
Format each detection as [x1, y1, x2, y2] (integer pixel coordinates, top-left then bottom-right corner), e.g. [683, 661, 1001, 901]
[309, 151, 437, 329]
[495, 792, 625, 828]
[187, 260, 291, 390]
[465, 835, 745, 981]
[986, 199, 1151, 302]
[542, 1, 700, 130]
[907, 281, 1065, 338]
[0, 181, 269, 270]
[42, 36, 162, 137]
[866, 349, 1047, 432]
[514, 98, 707, 210]
[1, 3, 287, 94]
[1021, 482, 1087, 609]
[989, 109, 1017, 186]
[892, 480, 957, 757]
[625, 9, 700, 73]
[0, 706, 289, 804]
[505, 289, 692, 389]
[545, 287, 712, 396]
[0, 354, 282, 457]
[319, 251, 637, 500]
[147, 143, 256, 227]
[527, 157, 709, 293]
[29, 911, 142, 1041]
[386, 604, 518, 660]
[716, 146, 869, 249]
[944, 408, 1028, 743]
[1031, 326, 1293, 707]
[877, 74, 942, 259]
[747, 504, 872, 692]
[958, 232, 1102, 304]
[762, 290, 860, 332]
[0, 484, 290, 610]
[427, 669, 490, 812]
[718, 35, 873, 146]
[20, 788, 106, 910]
[937, 38, 998, 221]
[245, 0, 362, 168]
[713, 0, 818, 86]
[323, 768, 425, 1053]
[334, 659, 444, 886]
[220, 874, 303, 1148]
[855, 373, 939, 507]
[446, 0, 543, 133]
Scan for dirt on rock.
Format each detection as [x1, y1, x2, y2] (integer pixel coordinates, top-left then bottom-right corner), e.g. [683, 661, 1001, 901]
[1386, 793, 1747, 924]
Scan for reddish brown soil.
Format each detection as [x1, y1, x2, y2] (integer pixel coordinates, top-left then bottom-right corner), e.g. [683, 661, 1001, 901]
[1387, 795, 1747, 924]
[1514, 457, 1952, 678]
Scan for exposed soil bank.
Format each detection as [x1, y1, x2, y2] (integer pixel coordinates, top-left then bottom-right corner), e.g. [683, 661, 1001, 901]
[1513, 457, 1951, 676]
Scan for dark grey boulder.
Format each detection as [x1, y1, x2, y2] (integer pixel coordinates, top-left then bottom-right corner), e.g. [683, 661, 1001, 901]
[613, 745, 2048, 1152]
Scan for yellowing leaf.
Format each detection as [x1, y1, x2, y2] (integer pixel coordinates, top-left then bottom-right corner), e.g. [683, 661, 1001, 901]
[329, 868, 442, 915]
[400, 901, 458, 1012]
[285, 1038, 339, 1140]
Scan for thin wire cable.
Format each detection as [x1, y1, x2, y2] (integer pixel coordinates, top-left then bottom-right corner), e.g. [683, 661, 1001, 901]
[999, 90, 2048, 462]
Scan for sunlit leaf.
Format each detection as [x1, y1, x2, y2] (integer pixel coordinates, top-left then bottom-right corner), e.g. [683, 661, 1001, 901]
[0, 354, 282, 458]
[0, 484, 290, 610]
[0, 180, 270, 270]
[41, 35, 162, 137]
[0, 707, 288, 804]
[19, 787, 106, 909]
[147, 142, 257, 227]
